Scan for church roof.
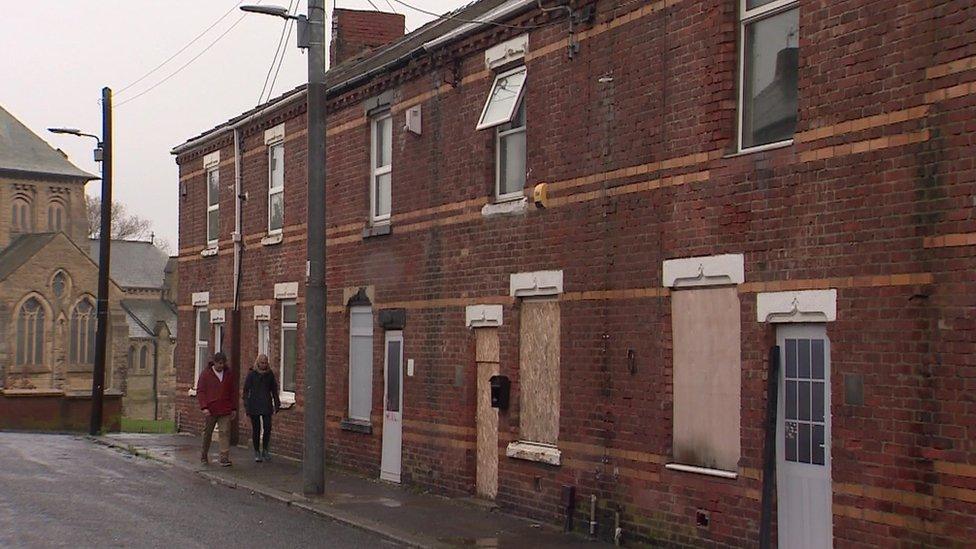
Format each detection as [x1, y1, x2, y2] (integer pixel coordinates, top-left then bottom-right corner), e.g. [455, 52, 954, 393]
[89, 239, 169, 290]
[0, 233, 59, 280]
[0, 104, 97, 180]
[121, 299, 177, 339]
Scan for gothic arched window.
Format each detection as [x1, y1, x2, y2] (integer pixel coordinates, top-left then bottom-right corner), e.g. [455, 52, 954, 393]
[16, 297, 45, 365]
[12, 197, 32, 233]
[52, 271, 67, 298]
[70, 298, 96, 364]
[48, 202, 65, 232]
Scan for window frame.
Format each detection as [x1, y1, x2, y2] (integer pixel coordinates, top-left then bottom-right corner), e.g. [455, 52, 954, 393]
[280, 300, 298, 401]
[476, 65, 528, 131]
[257, 320, 270, 357]
[193, 307, 209, 389]
[213, 322, 223, 354]
[11, 197, 31, 233]
[206, 166, 220, 246]
[495, 100, 527, 201]
[48, 202, 64, 232]
[347, 306, 374, 423]
[267, 140, 285, 235]
[15, 297, 45, 366]
[69, 297, 96, 365]
[369, 111, 393, 224]
[737, 0, 799, 153]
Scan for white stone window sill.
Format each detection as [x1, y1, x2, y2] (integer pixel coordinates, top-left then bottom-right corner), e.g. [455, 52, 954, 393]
[664, 463, 737, 479]
[482, 196, 527, 217]
[261, 233, 283, 246]
[187, 388, 197, 396]
[724, 139, 793, 158]
[279, 393, 296, 409]
[506, 441, 561, 466]
[200, 246, 218, 257]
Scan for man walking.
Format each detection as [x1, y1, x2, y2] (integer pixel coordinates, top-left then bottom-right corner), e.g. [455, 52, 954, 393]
[197, 352, 237, 466]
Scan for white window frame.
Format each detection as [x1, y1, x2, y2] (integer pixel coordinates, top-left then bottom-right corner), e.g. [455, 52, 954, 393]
[495, 100, 526, 201]
[280, 300, 297, 402]
[206, 166, 220, 246]
[267, 141, 284, 235]
[348, 306, 373, 423]
[193, 307, 209, 390]
[476, 65, 527, 130]
[213, 322, 223, 354]
[370, 111, 393, 224]
[737, 0, 799, 153]
[257, 320, 270, 357]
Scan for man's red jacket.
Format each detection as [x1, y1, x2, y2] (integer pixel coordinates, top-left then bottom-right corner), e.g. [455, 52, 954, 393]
[196, 364, 237, 416]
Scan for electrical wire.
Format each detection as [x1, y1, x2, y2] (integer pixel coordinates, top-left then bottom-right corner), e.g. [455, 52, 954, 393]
[116, 0, 247, 96]
[389, 0, 562, 30]
[116, 13, 250, 107]
[266, 2, 299, 101]
[364, 0, 383, 11]
[383, 0, 398, 14]
[257, 0, 298, 104]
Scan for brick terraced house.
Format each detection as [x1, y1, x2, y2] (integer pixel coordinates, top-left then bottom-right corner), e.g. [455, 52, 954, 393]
[172, 1, 976, 546]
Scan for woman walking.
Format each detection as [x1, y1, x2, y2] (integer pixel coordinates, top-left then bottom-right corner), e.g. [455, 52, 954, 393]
[242, 354, 281, 462]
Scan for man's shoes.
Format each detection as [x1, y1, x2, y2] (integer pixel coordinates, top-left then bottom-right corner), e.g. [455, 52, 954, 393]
[262, 449, 271, 462]
[218, 452, 232, 467]
[254, 450, 263, 463]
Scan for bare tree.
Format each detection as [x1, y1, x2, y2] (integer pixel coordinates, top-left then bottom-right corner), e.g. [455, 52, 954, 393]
[85, 194, 153, 241]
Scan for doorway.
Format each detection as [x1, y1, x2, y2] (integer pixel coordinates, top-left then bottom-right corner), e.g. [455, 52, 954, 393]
[776, 324, 832, 548]
[380, 331, 403, 483]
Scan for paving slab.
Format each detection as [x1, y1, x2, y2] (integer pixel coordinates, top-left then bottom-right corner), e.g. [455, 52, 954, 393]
[93, 433, 609, 549]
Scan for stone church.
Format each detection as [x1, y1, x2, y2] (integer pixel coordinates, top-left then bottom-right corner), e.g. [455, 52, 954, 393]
[0, 104, 129, 427]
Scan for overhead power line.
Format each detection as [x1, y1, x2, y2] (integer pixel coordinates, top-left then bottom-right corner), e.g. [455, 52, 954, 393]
[258, 0, 298, 104]
[265, 0, 300, 103]
[116, 13, 250, 107]
[116, 0, 247, 96]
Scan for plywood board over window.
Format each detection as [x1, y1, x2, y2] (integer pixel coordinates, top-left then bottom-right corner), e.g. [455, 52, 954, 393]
[671, 286, 741, 472]
[519, 299, 560, 445]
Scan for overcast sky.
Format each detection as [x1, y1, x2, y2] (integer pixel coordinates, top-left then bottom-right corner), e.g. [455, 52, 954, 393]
[0, 0, 467, 251]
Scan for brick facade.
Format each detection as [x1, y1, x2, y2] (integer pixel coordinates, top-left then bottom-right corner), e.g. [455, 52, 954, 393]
[174, 1, 975, 545]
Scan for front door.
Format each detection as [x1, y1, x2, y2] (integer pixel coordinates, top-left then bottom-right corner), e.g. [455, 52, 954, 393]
[776, 324, 832, 548]
[380, 331, 403, 483]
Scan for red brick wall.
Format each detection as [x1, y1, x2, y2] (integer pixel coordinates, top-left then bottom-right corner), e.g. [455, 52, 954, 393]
[175, 0, 976, 545]
[330, 8, 405, 67]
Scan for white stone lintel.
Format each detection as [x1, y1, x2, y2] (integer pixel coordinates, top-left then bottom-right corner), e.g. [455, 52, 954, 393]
[253, 305, 271, 321]
[662, 254, 744, 288]
[506, 441, 561, 466]
[264, 124, 285, 145]
[465, 304, 503, 328]
[191, 292, 210, 306]
[203, 151, 220, 168]
[209, 308, 226, 324]
[274, 282, 299, 300]
[510, 270, 563, 297]
[756, 289, 837, 323]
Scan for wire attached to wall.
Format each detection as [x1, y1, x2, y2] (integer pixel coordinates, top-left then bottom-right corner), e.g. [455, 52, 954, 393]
[390, 0, 564, 31]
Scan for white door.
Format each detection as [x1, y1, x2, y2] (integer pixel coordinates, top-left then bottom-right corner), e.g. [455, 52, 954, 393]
[777, 324, 832, 548]
[380, 331, 403, 483]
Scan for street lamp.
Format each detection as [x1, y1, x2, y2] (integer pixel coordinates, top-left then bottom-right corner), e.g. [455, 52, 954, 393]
[48, 87, 114, 437]
[241, 2, 326, 495]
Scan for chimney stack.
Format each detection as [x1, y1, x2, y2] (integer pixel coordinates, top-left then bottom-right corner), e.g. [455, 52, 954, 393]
[330, 8, 406, 67]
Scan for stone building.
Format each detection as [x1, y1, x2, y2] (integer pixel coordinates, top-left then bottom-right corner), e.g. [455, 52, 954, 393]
[89, 239, 177, 421]
[173, 1, 975, 546]
[0, 104, 128, 429]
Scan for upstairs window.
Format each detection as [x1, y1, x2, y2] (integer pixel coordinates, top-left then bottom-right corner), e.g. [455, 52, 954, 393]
[477, 66, 527, 201]
[739, 0, 799, 151]
[48, 201, 64, 232]
[268, 142, 284, 234]
[370, 112, 392, 223]
[206, 166, 220, 245]
[477, 66, 527, 130]
[11, 197, 31, 233]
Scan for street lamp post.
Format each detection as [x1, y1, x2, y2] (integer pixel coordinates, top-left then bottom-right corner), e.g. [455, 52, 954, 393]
[242, 1, 326, 495]
[48, 87, 113, 436]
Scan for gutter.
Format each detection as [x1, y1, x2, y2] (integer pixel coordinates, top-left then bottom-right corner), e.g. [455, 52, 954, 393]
[421, 0, 536, 50]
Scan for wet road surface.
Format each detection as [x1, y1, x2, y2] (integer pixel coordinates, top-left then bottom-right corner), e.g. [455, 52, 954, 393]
[0, 432, 399, 548]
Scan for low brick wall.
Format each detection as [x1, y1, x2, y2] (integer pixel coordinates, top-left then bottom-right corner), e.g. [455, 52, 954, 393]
[0, 390, 122, 432]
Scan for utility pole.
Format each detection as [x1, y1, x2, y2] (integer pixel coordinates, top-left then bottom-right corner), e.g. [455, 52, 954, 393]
[303, 0, 327, 495]
[90, 87, 113, 436]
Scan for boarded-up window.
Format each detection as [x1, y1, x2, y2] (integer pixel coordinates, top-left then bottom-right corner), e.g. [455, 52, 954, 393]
[671, 286, 741, 471]
[519, 299, 560, 445]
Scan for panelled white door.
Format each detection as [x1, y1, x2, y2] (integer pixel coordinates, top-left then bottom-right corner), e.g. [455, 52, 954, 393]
[777, 324, 832, 548]
[380, 331, 403, 483]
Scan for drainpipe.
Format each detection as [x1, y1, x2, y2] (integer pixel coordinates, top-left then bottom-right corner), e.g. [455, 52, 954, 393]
[589, 494, 597, 536]
[229, 127, 245, 446]
[152, 339, 159, 421]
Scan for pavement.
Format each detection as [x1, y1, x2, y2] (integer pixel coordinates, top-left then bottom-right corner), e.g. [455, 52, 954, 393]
[91, 432, 608, 548]
[0, 432, 395, 548]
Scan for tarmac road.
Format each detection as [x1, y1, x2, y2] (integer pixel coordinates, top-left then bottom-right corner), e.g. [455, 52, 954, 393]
[0, 432, 399, 548]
